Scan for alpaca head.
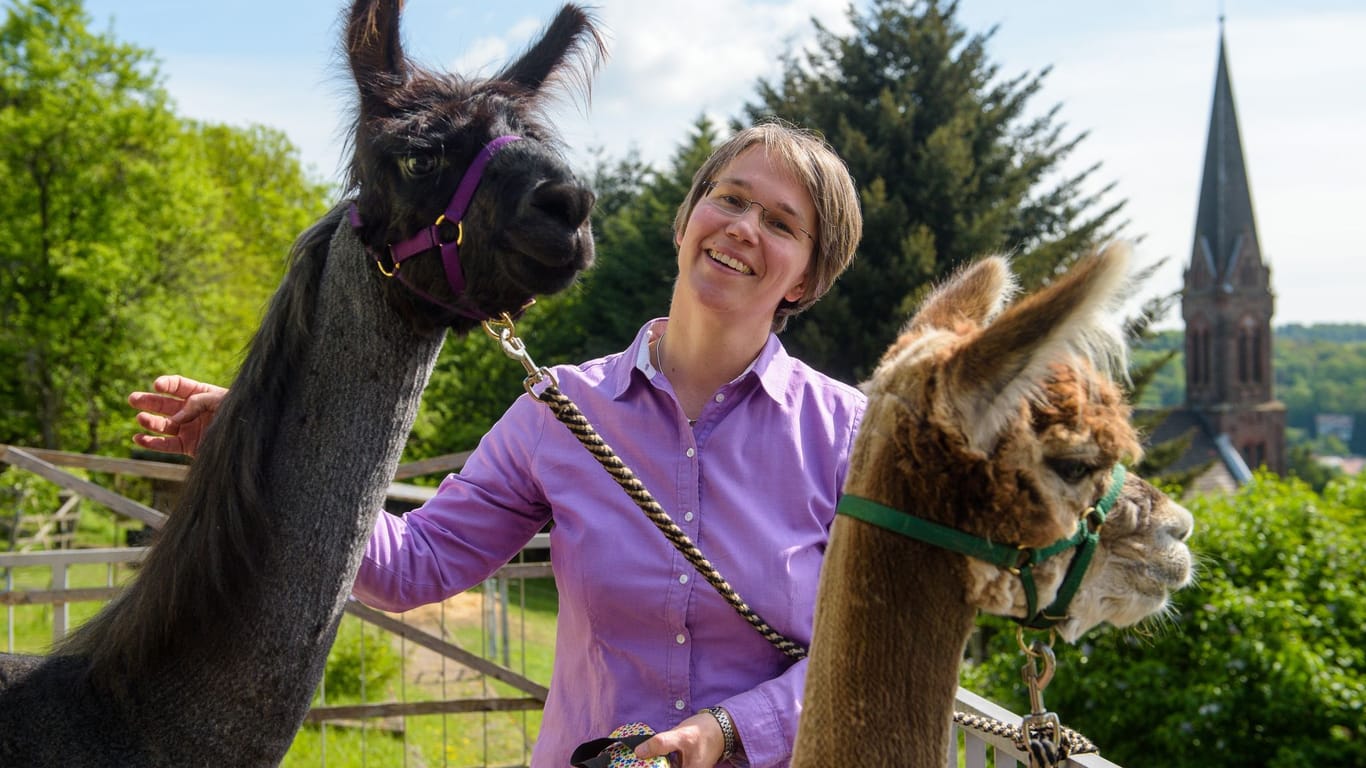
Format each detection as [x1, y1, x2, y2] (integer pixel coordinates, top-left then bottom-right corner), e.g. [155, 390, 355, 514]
[848, 243, 1193, 642]
[343, 1, 603, 330]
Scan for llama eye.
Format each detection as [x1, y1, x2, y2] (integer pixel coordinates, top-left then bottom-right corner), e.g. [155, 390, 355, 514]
[1047, 458, 1095, 484]
[399, 153, 441, 177]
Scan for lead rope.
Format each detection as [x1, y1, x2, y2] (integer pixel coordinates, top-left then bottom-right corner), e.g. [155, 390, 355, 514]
[483, 315, 806, 660]
[483, 314, 1099, 759]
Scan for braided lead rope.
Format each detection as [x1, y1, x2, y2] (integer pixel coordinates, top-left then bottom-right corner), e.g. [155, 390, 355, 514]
[535, 384, 807, 660]
[952, 711, 1099, 760]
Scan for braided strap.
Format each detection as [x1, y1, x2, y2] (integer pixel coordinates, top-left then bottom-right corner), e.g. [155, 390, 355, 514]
[536, 385, 807, 660]
[952, 711, 1099, 760]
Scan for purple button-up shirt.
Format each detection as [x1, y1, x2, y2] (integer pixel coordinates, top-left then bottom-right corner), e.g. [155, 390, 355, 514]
[354, 320, 865, 767]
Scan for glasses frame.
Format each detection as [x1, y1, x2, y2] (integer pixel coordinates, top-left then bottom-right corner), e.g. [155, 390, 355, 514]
[701, 181, 815, 243]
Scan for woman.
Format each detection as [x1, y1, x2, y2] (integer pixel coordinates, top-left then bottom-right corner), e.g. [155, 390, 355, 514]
[131, 121, 864, 767]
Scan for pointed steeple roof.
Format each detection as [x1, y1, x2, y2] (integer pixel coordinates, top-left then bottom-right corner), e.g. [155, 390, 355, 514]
[1192, 25, 1262, 281]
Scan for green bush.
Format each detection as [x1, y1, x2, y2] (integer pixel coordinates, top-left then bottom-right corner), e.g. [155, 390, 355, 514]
[319, 617, 402, 703]
[961, 471, 1366, 768]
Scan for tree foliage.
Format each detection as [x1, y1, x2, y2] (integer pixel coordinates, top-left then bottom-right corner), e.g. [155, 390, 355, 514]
[962, 472, 1366, 768]
[0, 0, 328, 454]
[741, 0, 1125, 381]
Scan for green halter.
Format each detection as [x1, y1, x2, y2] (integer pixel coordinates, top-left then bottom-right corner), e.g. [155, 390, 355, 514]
[836, 464, 1126, 630]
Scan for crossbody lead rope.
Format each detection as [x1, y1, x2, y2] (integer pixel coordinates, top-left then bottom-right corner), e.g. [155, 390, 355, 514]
[483, 315, 805, 660]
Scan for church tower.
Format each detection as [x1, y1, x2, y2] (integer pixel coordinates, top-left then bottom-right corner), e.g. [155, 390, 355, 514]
[1181, 24, 1286, 475]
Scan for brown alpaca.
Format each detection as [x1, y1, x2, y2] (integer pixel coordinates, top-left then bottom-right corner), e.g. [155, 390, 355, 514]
[793, 245, 1194, 766]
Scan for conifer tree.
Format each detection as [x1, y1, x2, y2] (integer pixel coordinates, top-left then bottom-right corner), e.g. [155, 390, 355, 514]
[743, 0, 1125, 381]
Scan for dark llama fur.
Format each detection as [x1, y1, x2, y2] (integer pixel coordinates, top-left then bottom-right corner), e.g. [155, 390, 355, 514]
[0, 2, 602, 765]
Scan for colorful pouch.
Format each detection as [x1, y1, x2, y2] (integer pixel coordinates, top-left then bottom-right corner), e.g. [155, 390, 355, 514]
[569, 722, 670, 768]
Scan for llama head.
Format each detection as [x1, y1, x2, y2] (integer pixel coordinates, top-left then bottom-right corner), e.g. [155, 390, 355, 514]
[852, 243, 1193, 642]
[344, 1, 603, 330]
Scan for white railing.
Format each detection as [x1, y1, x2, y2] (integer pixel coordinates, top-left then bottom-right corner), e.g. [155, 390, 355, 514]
[952, 687, 1122, 767]
[1, 546, 145, 645]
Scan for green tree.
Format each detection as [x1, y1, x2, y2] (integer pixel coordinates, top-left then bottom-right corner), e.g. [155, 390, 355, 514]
[175, 122, 331, 384]
[567, 117, 718, 360]
[962, 472, 1366, 768]
[741, 0, 1125, 382]
[0, 0, 192, 450]
[0, 0, 328, 453]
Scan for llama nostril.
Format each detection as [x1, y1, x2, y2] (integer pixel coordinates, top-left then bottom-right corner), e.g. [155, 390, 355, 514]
[531, 180, 594, 228]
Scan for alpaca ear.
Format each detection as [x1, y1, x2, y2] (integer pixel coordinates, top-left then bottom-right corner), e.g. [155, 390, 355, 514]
[495, 5, 605, 98]
[872, 256, 1015, 372]
[346, 0, 408, 117]
[906, 255, 1016, 334]
[945, 245, 1132, 453]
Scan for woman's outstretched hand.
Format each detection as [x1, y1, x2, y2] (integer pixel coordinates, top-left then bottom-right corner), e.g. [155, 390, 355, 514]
[128, 375, 228, 458]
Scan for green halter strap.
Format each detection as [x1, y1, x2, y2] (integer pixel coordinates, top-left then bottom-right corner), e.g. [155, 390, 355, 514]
[835, 464, 1127, 630]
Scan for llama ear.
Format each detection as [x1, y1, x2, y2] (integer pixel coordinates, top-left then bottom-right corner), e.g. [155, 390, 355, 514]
[495, 4, 605, 98]
[945, 244, 1132, 453]
[346, 0, 408, 116]
[906, 255, 1017, 333]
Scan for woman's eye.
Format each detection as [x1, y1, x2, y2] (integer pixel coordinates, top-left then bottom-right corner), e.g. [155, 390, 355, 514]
[400, 154, 440, 177]
[1048, 459, 1095, 484]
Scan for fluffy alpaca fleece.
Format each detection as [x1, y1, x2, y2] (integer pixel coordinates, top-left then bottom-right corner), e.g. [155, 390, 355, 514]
[793, 245, 1193, 767]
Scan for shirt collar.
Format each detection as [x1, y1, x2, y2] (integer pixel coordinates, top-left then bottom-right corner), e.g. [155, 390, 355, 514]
[611, 319, 794, 404]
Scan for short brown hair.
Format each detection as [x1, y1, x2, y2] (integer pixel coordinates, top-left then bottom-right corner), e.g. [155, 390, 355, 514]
[673, 120, 862, 332]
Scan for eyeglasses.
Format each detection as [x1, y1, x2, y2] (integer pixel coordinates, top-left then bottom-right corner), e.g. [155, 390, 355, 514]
[701, 181, 815, 243]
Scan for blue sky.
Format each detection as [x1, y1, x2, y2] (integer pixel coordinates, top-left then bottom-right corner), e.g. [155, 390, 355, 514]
[77, 0, 1366, 328]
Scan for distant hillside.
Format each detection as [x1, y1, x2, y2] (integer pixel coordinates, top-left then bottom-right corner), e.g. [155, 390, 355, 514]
[1275, 324, 1366, 343]
[1132, 324, 1366, 454]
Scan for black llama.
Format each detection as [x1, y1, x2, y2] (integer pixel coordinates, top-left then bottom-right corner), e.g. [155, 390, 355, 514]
[0, 2, 603, 765]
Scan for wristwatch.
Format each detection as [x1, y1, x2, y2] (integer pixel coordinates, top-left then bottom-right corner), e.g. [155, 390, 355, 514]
[700, 706, 736, 761]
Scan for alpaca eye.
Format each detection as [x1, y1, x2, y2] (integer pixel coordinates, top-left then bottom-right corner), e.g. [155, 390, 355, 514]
[399, 153, 441, 177]
[1047, 458, 1095, 484]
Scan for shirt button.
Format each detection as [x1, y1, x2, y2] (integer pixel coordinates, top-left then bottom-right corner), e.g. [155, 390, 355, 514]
[675, 699, 687, 711]
[675, 633, 686, 645]
[715, 393, 725, 403]
[686, 447, 696, 458]
[679, 574, 689, 584]
[684, 512, 694, 522]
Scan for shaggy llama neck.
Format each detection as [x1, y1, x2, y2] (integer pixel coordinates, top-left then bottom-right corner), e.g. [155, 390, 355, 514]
[156, 223, 445, 761]
[0, 220, 445, 767]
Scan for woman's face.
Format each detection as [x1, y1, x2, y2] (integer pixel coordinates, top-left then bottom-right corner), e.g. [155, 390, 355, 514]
[675, 146, 816, 329]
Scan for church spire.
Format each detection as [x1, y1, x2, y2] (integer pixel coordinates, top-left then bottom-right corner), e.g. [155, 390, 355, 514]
[1177, 22, 1284, 479]
[1191, 28, 1262, 281]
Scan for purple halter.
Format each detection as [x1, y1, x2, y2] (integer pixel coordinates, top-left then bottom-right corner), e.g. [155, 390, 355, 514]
[348, 134, 523, 319]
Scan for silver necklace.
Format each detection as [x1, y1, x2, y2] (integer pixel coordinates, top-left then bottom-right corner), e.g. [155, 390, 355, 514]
[654, 331, 696, 425]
